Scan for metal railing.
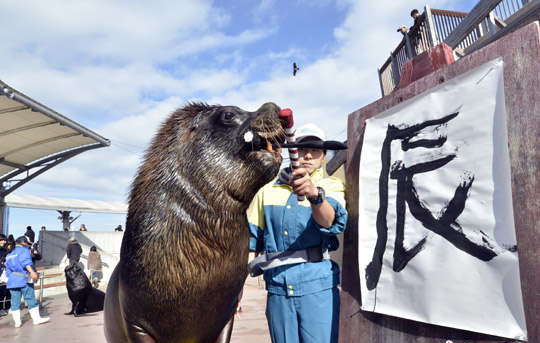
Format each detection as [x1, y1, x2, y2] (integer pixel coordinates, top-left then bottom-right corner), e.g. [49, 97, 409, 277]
[493, 0, 530, 20]
[378, 5, 439, 96]
[36, 270, 65, 305]
[378, 0, 535, 97]
[444, 0, 533, 52]
[431, 9, 467, 39]
[0, 271, 59, 309]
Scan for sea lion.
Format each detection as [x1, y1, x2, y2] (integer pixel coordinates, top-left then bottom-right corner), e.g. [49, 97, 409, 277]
[65, 262, 104, 316]
[104, 102, 284, 343]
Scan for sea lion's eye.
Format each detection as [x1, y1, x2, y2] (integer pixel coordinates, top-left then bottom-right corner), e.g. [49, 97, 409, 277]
[220, 111, 236, 126]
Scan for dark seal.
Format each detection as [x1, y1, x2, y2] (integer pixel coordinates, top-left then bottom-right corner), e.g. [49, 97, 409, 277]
[104, 102, 284, 343]
[64, 263, 105, 316]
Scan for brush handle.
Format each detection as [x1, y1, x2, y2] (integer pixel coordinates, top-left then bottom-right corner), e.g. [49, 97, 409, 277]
[279, 108, 305, 201]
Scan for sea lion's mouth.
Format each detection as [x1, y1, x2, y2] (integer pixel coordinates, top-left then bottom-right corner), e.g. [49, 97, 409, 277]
[241, 102, 284, 165]
[243, 128, 285, 156]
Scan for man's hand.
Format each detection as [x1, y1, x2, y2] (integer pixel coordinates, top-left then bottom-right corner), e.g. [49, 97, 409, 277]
[30, 271, 39, 282]
[291, 167, 335, 227]
[291, 168, 318, 199]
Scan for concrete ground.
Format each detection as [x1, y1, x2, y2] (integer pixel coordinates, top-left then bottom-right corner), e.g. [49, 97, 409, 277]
[0, 278, 271, 343]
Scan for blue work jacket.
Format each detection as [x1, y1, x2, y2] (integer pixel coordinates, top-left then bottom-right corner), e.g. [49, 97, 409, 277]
[248, 168, 348, 296]
[5, 245, 33, 289]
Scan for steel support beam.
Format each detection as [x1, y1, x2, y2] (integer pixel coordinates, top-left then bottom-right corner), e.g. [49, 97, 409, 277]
[0, 143, 105, 197]
[0, 193, 6, 235]
[0, 158, 28, 170]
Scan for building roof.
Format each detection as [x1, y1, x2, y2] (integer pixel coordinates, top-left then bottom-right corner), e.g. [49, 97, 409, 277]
[5, 193, 127, 214]
[0, 80, 110, 197]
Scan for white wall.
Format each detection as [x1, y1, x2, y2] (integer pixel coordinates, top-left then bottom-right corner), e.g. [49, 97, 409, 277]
[37, 231, 124, 283]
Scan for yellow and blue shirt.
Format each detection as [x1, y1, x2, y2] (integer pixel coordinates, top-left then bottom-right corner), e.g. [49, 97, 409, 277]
[247, 168, 347, 296]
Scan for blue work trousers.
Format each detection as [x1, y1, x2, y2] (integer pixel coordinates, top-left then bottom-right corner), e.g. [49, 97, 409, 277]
[266, 287, 339, 343]
[9, 284, 38, 311]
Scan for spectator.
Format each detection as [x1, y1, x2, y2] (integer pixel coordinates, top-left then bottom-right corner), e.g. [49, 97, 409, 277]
[87, 246, 102, 288]
[66, 237, 82, 265]
[397, 9, 423, 54]
[30, 243, 41, 265]
[25, 226, 35, 244]
[114, 225, 123, 232]
[79, 224, 88, 232]
[411, 9, 420, 24]
[0, 234, 8, 317]
[5, 235, 50, 327]
[397, 9, 422, 34]
[6, 235, 15, 253]
[40, 226, 46, 232]
[0, 234, 7, 268]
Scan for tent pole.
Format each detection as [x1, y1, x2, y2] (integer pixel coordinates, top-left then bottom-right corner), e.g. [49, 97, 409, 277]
[0, 184, 7, 235]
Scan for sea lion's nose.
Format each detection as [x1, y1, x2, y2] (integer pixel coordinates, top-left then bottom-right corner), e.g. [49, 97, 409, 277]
[255, 102, 280, 117]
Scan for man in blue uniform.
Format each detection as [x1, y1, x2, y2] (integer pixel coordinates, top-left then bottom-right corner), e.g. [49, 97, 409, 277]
[248, 123, 347, 343]
[5, 235, 50, 327]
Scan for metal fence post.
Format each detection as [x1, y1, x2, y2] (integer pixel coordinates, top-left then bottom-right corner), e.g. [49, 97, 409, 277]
[487, 11, 497, 36]
[424, 4, 440, 47]
[377, 68, 386, 97]
[404, 34, 414, 58]
[39, 271, 44, 306]
[390, 52, 400, 89]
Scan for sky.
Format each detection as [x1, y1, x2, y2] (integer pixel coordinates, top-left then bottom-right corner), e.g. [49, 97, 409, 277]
[1, 0, 477, 238]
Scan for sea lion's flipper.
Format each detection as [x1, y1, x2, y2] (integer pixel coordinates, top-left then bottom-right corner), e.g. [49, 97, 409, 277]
[73, 302, 80, 316]
[213, 315, 234, 343]
[65, 303, 75, 315]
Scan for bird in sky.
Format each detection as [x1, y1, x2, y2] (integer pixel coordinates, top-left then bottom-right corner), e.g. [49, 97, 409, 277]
[293, 62, 300, 76]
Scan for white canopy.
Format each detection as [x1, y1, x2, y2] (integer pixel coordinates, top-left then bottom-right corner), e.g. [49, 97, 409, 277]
[5, 193, 128, 214]
[0, 80, 110, 196]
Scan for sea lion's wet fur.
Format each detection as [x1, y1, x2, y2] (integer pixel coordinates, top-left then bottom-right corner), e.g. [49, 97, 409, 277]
[104, 102, 283, 343]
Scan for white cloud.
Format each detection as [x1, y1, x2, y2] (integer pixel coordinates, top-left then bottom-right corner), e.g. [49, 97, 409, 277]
[0, 1, 227, 64]
[0, 0, 270, 122]
[4, 0, 457, 204]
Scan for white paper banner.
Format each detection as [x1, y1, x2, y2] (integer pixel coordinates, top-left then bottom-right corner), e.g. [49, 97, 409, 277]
[358, 58, 527, 340]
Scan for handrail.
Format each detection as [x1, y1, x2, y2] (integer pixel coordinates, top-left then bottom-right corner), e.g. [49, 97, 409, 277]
[445, 0, 504, 48]
[377, 0, 534, 97]
[431, 9, 468, 17]
[469, 1, 540, 52]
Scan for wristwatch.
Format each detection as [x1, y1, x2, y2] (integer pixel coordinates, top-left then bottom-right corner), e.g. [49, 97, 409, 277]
[308, 186, 325, 205]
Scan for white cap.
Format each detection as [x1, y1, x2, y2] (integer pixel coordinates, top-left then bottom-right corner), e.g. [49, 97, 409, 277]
[295, 123, 326, 142]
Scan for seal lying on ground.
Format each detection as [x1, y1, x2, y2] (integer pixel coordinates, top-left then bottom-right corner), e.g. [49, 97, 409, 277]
[104, 102, 284, 343]
[65, 263, 105, 316]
